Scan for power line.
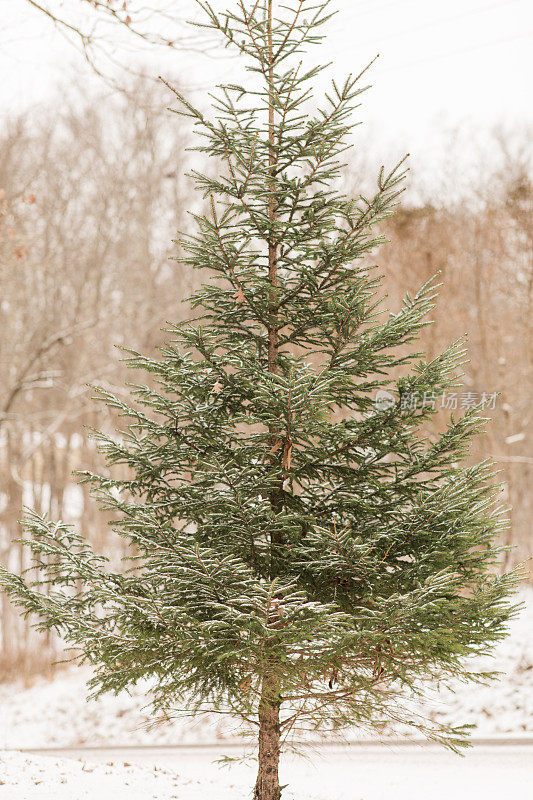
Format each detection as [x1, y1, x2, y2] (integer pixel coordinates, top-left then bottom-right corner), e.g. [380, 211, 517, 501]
[356, 0, 522, 49]
[376, 29, 532, 73]
[328, 0, 418, 31]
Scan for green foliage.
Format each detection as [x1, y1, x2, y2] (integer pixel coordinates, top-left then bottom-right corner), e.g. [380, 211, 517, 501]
[0, 0, 520, 750]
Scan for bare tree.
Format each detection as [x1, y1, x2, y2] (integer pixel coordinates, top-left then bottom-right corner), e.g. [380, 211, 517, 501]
[374, 125, 533, 574]
[0, 77, 197, 673]
[18, 1, 219, 84]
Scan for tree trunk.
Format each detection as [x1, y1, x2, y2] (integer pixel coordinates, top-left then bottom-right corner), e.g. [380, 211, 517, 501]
[257, 8, 282, 797]
[254, 678, 281, 800]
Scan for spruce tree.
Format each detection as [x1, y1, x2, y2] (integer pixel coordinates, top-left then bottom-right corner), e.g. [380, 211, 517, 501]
[0, 2, 520, 798]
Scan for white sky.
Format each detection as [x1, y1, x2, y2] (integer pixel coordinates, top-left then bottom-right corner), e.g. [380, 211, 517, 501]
[1, 0, 532, 168]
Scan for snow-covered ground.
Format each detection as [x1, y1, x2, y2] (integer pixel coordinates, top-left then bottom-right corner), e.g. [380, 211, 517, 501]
[1, 744, 533, 800]
[0, 750, 181, 800]
[0, 666, 236, 748]
[1, 590, 532, 749]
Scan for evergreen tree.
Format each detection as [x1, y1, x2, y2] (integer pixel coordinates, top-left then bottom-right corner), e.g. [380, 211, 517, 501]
[0, 2, 520, 798]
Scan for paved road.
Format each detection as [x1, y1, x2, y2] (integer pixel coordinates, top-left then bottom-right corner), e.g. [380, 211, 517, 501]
[14, 742, 533, 800]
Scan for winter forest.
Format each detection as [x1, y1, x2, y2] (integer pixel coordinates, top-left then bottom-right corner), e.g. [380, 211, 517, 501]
[0, 1, 532, 799]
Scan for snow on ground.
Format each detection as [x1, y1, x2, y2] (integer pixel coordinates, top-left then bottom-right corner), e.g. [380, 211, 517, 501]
[0, 750, 181, 800]
[0, 590, 532, 749]
[0, 667, 237, 748]
[412, 590, 533, 737]
[1, 744, 533, 800]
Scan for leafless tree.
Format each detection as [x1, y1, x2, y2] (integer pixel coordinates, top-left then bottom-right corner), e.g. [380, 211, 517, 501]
[15, 0, 220, 89]
[0, 77, 197, 673]
[375, 125, 533, 575]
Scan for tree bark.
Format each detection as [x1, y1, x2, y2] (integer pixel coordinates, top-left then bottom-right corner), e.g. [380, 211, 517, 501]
[254, 676, 282, 800]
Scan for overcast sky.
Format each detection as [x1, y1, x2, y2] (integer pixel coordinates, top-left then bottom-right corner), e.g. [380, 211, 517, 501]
[1, 0, 532, 168]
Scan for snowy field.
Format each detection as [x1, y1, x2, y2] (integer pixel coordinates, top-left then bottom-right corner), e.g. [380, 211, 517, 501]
[1, 744, 532, 800]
